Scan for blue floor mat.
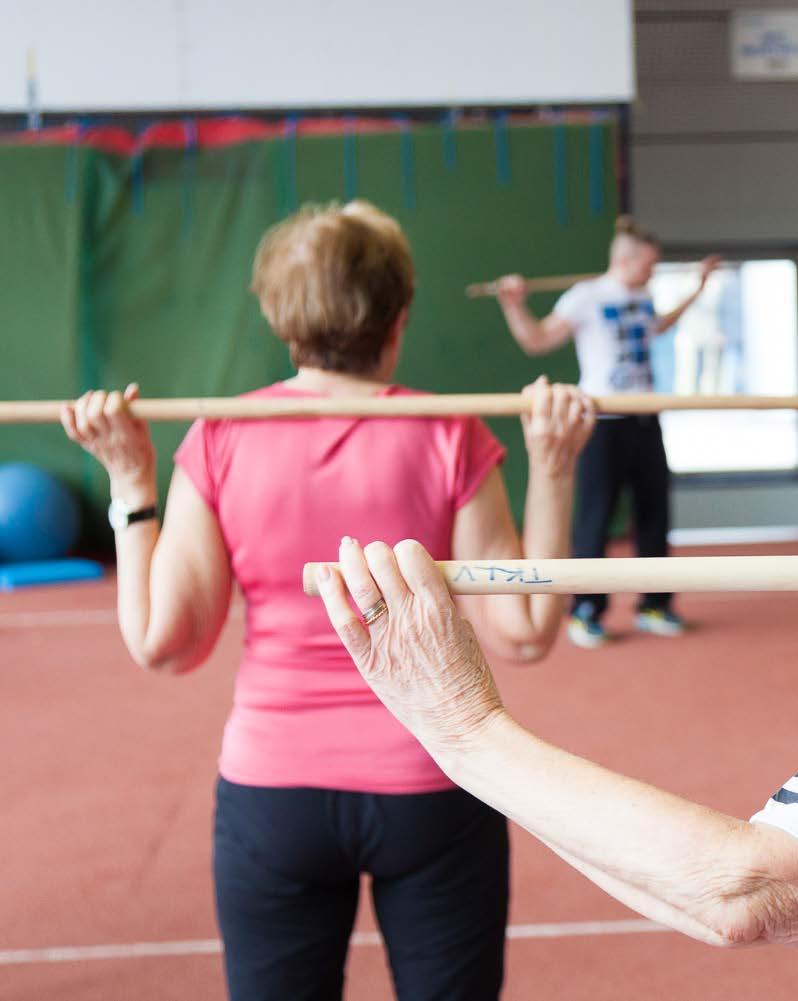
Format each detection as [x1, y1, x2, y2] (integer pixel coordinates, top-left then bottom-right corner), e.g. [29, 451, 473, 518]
[0, 559, 105, 591]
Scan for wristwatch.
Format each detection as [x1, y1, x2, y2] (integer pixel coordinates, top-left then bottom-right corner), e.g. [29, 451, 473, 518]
[108, 497, 159, 532]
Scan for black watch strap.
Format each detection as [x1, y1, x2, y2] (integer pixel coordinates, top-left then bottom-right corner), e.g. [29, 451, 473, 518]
[128, 505, 158, 526]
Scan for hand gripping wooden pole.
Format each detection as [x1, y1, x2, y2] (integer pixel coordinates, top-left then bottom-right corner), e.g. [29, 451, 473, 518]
[4, 393, 798, 424]
[302, 556, 798, 598]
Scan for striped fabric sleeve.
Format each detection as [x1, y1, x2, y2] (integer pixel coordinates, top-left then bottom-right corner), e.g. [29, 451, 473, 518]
[749, 774, 798, 838]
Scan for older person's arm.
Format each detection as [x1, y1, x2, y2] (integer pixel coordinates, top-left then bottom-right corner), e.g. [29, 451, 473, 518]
[452, 377, 594, 662]
[443, 712, 798, 946]
[316, 538, 798, 948]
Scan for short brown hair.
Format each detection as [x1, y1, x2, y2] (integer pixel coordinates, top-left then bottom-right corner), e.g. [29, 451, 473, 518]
[251, 201, 415, 374]
[613, 214, 659, 249]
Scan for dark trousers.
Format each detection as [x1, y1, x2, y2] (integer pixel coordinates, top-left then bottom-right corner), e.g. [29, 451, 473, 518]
[571, 416, 671, 618]
[213, 778, 509, 1001]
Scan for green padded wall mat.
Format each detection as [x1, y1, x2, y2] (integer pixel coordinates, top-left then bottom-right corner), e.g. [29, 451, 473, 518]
[0, 120, 617, 547]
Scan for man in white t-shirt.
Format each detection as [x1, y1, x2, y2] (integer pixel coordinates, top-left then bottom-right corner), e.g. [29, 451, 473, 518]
[496, 218, 718, 648]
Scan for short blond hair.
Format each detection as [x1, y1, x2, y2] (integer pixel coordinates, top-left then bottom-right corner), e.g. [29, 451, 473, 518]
[251, 201, 415, 373]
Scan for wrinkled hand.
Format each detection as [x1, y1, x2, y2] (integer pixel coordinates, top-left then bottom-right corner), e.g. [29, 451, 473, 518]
[60, 384, 156, 493]
[698, 255, 721, 289]
[316, 537, 505, 757]
[521, 376, 595, 478]
[495, 274, 528, 310]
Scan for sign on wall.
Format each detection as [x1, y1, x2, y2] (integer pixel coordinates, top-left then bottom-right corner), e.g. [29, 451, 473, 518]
[731, 9, 798, 80]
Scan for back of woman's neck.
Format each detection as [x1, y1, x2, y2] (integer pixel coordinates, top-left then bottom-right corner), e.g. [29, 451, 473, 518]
[288, 367, 391, 395]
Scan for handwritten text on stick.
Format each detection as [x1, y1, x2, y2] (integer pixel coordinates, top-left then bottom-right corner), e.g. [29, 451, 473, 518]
[452, 565, 554, 585]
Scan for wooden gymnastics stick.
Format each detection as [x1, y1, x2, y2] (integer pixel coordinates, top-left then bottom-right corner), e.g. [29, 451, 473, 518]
[302, 555, 798, 598]
[465, 261, 737, 299]
[3, 393, 798, 425]
[465, 272, 602, 298]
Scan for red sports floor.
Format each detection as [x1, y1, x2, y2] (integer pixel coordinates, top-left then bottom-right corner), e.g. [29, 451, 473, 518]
[2, 542, 797, 1000]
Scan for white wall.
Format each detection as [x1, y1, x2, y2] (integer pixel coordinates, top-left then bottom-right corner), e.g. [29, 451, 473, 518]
[3, 0, 635, 111]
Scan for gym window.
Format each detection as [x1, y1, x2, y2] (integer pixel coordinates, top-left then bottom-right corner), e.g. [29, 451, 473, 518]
[650, 259, 798, 474]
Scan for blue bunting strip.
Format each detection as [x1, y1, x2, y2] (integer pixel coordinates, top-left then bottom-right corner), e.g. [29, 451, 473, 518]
[64, 121, 84, 205]
[494, 112, 510, 186]
[131, 132, 145, 216]
[395, 117, 416, 210]
[589, 121, 605, 217]
[553, 124, 568, 228]
[182, 118, 198, 237]
[283, 116, 299, 214]
[442, 110, 457, 171]
[344, 116, 358, 201]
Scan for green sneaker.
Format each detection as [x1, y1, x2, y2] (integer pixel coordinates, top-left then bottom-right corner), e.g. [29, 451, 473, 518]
[567, 603, 606, 649]
[635, 609, 685, 637]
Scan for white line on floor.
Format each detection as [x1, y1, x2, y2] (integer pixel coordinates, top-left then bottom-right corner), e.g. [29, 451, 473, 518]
[0, 940, 222, 964]
[0, 920, 669, 965]
[505, 919, 667, 939]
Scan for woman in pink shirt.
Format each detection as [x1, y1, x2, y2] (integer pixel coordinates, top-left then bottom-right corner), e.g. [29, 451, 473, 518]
[61, 200, 594, 1001]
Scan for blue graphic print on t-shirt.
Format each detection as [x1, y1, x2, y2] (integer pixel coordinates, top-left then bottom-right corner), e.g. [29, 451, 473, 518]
[602, 299, 656, 390]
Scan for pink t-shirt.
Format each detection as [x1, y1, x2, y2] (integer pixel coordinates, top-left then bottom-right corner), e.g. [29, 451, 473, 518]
[174, 382, 505, 794]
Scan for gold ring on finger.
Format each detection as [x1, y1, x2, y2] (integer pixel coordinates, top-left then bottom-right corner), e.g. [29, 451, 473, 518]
[363, 598, 388, 627]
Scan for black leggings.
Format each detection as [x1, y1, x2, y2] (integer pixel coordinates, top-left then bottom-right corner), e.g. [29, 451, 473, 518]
[572, 415, 672, 616]
[213, 778, 509, 1001]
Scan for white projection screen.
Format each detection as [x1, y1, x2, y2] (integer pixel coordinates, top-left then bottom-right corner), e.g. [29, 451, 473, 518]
[2, 0, 635, 111]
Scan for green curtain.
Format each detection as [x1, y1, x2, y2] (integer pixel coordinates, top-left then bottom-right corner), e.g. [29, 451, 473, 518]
[0, 146, 84, 476]
[0, 121, 617, 547]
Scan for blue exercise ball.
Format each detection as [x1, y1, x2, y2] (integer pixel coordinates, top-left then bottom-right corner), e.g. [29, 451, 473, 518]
[0, 462, 80, 562]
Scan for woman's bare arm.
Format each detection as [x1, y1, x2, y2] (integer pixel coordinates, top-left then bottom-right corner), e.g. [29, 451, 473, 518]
[452, 467, 572, 662]
[116, 468, 232, 672]
[452, 378, 593, 662]
[62, 387, 232, 673]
